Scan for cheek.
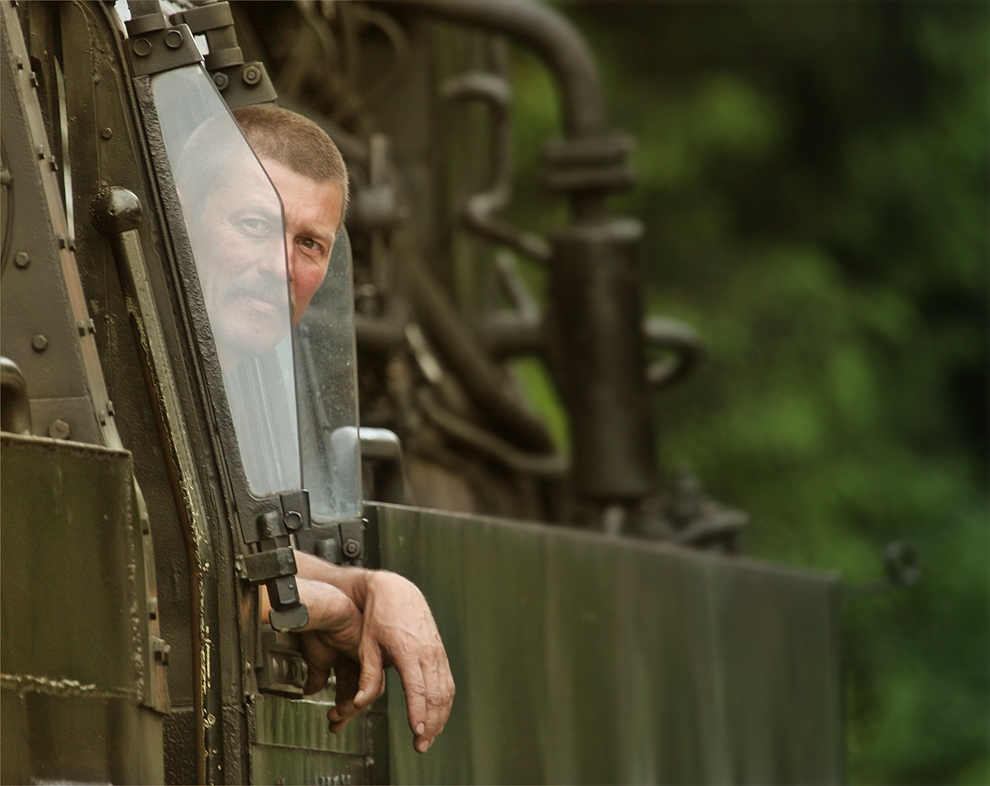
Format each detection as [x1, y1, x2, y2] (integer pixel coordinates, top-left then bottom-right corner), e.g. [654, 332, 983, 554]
[290, 264, 328, 316]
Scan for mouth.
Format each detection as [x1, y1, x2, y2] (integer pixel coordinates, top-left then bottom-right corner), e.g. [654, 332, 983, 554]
[227, 284, 284, 315]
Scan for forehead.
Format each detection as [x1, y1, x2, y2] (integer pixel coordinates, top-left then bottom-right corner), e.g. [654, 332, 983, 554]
[203, 155, 279, 206]
[259, 158, 344, 233]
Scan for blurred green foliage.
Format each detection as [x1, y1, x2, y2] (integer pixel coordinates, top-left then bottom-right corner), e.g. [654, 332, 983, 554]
[507, 1, 988, 783]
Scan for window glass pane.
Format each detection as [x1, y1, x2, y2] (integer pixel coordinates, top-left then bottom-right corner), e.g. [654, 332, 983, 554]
[295, 228, 362, 521]
[151, 65, 301, 496]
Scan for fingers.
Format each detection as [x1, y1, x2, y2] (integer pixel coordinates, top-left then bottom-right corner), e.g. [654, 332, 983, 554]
[389, 629, 455, 753]
[327, 659, 362, 733]
[353, 633, 386, 710]
[360, 572, 455, 754]
[293, 566, 455, 754]
[300, 631, 334, 695]
[303, 660, 332, 697]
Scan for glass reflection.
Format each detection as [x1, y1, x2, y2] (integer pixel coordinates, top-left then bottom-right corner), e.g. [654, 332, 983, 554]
[153, 66, 300, 496]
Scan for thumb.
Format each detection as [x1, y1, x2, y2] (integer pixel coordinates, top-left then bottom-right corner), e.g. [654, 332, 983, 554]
[353, 636, 385, 709]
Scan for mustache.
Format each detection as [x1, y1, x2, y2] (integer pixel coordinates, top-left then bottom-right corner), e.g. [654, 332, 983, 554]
[224, 272, 295, 311]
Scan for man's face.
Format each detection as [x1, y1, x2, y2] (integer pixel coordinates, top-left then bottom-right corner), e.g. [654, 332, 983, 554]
[190, 156, 343, 370]
[261, 157, 344, 325]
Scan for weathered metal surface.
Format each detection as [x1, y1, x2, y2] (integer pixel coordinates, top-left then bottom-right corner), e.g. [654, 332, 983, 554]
[0, 433, 163, 785]
[0, 2, 103, 446]
[249, 693, 388, 785]
[57, 1, 234, 775]
[374, 503, 842, 785]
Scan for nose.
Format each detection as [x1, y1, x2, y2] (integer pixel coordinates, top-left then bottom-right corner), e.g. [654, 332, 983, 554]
[253, 233, 290, 282]
[285, 233, 297, 277]
[284, 233, 299, 287]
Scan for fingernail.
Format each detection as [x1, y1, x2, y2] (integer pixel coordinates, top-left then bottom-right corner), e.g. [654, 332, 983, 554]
[416, 722, 425, 735]
[354, 690, 367, 705]
[417, 738, 431, 753]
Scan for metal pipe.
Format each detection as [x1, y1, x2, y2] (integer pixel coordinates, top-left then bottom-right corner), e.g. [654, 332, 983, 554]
[380, 0, 604, 138]
[1, 357, 33, 436]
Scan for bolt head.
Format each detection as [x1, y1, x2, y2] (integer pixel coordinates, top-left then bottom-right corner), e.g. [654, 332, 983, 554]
[132, 38, 152, 57]
[31, 335, 48, 352]
[14, 252, 29, 269]
[164, 29, 183, 49]
[213, 72, 229, 90]
[242, 65, 261, 85]
[342, 538, 362, 558]
[48, 419, 70, 440]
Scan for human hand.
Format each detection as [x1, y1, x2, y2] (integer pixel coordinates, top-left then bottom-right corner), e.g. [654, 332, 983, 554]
[344, 570, 455, 753]
[262, 578, 367, 722]
[290, 552, 455, 753]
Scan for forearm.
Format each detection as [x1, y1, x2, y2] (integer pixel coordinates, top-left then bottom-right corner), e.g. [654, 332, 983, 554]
[261, 575, 361, 644]
[293, 549, 373, 608]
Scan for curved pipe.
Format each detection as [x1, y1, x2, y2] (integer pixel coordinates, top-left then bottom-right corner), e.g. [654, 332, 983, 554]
[409, 256, 556, 454]
[418, 388, 565, 476]
[643, 316, 705, 390]
[443, 71, 552, 262]
[1, 357, 32, 435]
[380, 0, 605, 137]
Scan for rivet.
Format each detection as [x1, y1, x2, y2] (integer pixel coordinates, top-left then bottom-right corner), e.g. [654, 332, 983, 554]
[57, 234, 66, 249]
[48, 419, 70, 440]
[77, 321, 86, 336]
[132, 38, 152, 57]
[29, 72, 38, 88]
[15, 56, 23, 70]
[284, 510, 303, 531]
[47, 155, 57, 172]
[32, 335, 48, 352]
[36, 146, 44, 160]
[148, 597, 158, 620]
[164, 29, 183, 49]
[100, 127, 113, 140]
[212, 72, 228, 91]
[242, 65, 261, 86]
[14, 252, 29, 269]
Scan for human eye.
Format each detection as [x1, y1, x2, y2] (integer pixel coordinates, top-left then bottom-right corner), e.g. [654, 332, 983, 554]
[237, 216, 276, 237]
[297, 236, 326, 257]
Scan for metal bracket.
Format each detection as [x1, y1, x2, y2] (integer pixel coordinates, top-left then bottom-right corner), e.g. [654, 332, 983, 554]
[242, 546, 296, 583]
[255, 625, 307, 699]
[169, 2, 276, 107]
[243, 489, 318, 631]
[126, 24, 202, 78]
[295, 518, 368, 567]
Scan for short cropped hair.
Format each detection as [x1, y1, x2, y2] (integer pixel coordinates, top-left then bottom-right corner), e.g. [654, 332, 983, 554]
[233, 105, 349, 218]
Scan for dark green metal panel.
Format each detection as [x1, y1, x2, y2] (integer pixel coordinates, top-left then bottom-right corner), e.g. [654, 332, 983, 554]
[249, 692, 389, 784]
[0, 433, 163, 785]
[374, 504, 842, 785]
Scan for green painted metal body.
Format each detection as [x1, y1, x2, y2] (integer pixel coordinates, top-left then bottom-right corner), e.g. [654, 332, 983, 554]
[375, 504, 842, 784]
[0, 434, 164, 785]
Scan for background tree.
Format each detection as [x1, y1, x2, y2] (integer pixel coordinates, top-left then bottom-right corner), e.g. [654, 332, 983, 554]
[508, 2, 988, 783]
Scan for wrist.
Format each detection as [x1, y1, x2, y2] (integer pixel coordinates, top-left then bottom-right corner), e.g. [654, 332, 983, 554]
[293, 549, 372, 609]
